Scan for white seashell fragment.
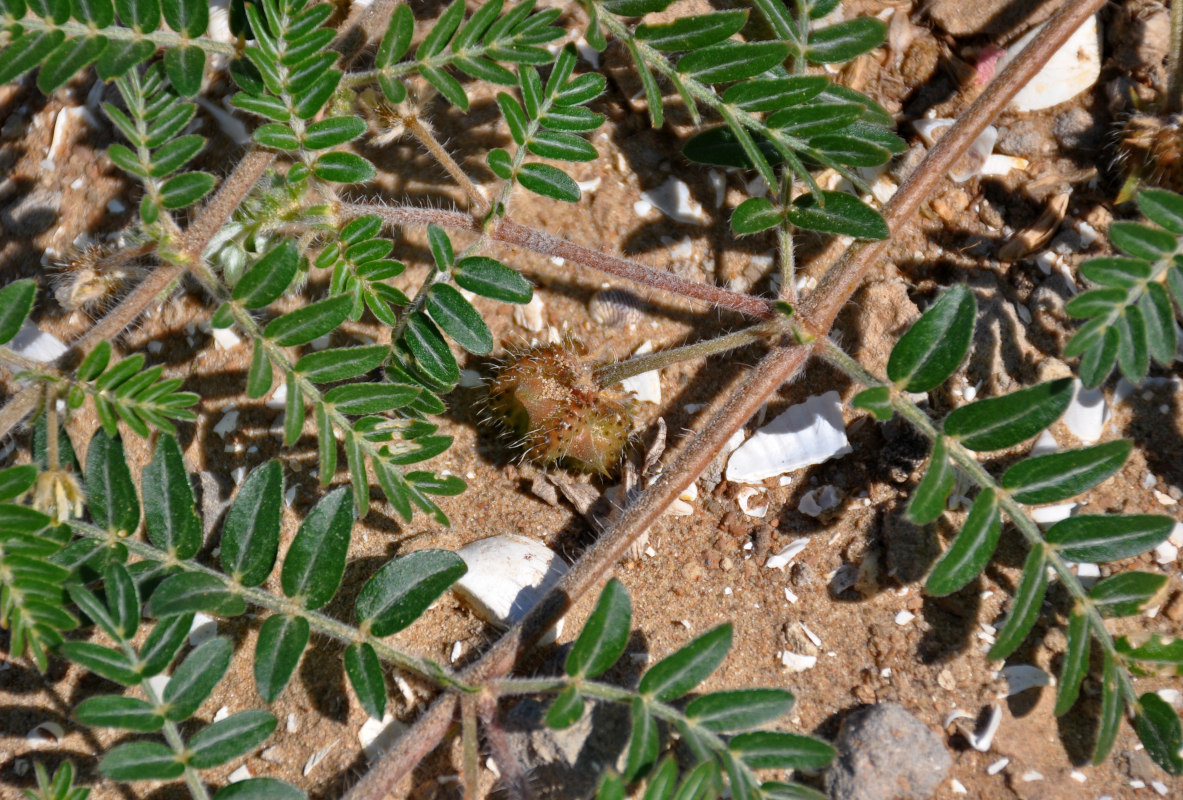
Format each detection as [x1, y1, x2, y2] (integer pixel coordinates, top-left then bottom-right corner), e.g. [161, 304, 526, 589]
[452, 535, 569, 642]
[951, 779, 968, 794]
[798, 485, 842, 517]
[987, 758, 1010, 776]
[147, 674, 170, 697]
[1062, 381, 1108, 443]
[1030, 430, 1059, 455]
[1153, 540, 1178, 565]
[1021, 771, 1044, 782]
[266, 383, 287, 409]
[638, 178, 707, 225]
[913, 120, 997, 182]
[894, 610, 915, 626]
[765, 537, 809, 570]
[227, 765, 252, 783]
[1030, 502, 1076, 527]
[26, 721, 65, 748]
[1157, 688, 1183, 708]
[457, 369, 483, 388]
[998, 664, 1053, 697]
[359, 713, 406, 761]
[211, 326, 243, 350]
[780, 651, 817, 672]
[213, 706, 230, 722]
[195, 96, 251, 145]
[575, 176, 601, 193]
[968, 703, 1002, 752]
[620, 341, 661, 404]
[9, 321, 67, 363]
[998, 15, 1101, 112]
[213, 409, 239, 436]
[979, 154, 1028, 176]
[188, 613, 218, 647]
[513, 293, 546, 332]
[287, 713, 298, 733]
[736, 486, 768, 518]
[726, 391, 851, 484]
[303, 741, 336, 776]
[589, 288, 644, 327]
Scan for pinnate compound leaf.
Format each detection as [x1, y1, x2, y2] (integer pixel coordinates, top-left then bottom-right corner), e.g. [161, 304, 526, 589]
[214, 778, 306, 800]
[281, 487, 354, 610]
[1136, 187, 1183, 234]
[312, 152, 376, 184]
[729, 731, 835, 770]
[426, 284, 493, 354]
[0, 279, 36, 346]
[785, 192, 888, 239]
[1089, 571, 1169, 618]
[987, 547, 1047, 661]
[403, 313, 460, 387]
[1002, 440, 1131, 504]
[86, 429, 141, 535]
[677, 41, 790, 84]
[162, 636, 233, 720]
[851, 386, 893, 420]
[344, 642, 386, 719]
[906, 436, 954, 524]
[138, 613, 193, 676]
[76, 695, 163, 731]
[545, 685, 585, 729]
[1046, 514, 1173, 562]
[806, 17, 886, 63]
[297, 346, 389, 383]
[453, 256, 532, 303]
[685, 688, 794, 732]
[731, 197, 780, 235]
[233, 240, 299, 308]
[254, 614, 309, 703]
[887, 284, 975, 393]
[518, 162, 580, 202]
[926, 488, 1001, 596]
[100, 741, 183, 781]
[142, 433, 200, 560]
[104, 562, 141, 639]
[0, 463, 37, 500]
[59, 642, 139, 685]
[355, 549, 466, 637]
[1054, 606, 1089, 716]
[944, 378, 1073, 451]
[635, 11, 747, 51]
[219, 461, 283, 587]
[1135, 692, 1183, 774]
[164, 45, 205, 97]
[264, 294, 352, 346]
[1093, 652, 1122, 765]
[625, 697, 659, 781]
[147, 573, 247, 617]
[160, 172, 215, 209]
[566, 577, 632, 678]
[188, 710, 276, 768]
[639, 623, 731, 702]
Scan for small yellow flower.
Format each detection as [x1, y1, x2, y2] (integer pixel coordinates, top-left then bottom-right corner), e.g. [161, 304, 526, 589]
[31, 469, 85, 524]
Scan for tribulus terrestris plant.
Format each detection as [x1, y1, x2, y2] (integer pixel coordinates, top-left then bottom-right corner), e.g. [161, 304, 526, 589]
[0, 0, 1181, 797]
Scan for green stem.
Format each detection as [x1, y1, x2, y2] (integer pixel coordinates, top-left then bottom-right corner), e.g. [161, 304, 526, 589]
[66, 518, 467, 689]
[592, 324, 775, 387]
[3, 16, 237, 56]
[815, 337, 1140, 711]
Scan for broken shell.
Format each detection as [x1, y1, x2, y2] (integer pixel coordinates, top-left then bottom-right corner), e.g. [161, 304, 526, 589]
[997, 664, 1053, 697]
[726, 391, 852, 484]
[452, 534, 569, 642]
[765, 537, 809, 570]
[736, 486, 768, 518]
[26, 721, 65, 748]
[303, 741, 336, 776]
[1062, 380, 1108, 444]
[512, 293, 546, 332]
[637, 177, 707, 225]
[913, 119, 997, 182]
[997, 14, 1101, 112]
[359, 713, 406, 761]
[589, 288, 644, 327]
[9, 321, 67, 363]
[780, 651, 817, 672]
[619, 341, 661, 404]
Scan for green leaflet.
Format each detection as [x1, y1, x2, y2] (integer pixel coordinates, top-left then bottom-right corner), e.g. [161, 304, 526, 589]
[566, 578, 632, 679]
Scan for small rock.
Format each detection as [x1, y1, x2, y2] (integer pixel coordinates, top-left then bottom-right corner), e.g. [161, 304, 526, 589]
[1053, 106, 1101, 151]
[825, 703, 951, 800]
[923, 0, 1063, 37]
[995, 121, 1049, 157]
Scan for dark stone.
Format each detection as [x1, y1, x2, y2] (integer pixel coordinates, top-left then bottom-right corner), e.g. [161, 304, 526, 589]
[826, 703, 951, 800]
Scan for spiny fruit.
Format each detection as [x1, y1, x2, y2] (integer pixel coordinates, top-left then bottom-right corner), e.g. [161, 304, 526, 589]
[487, 343, 633, 476]
[1114, 111, 1183, 202]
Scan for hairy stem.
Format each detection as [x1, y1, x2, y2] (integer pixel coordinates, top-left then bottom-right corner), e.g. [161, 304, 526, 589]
[339, 202, 776, 319]
[592, 324, 775, 387]
[404, 113, 491, 216]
